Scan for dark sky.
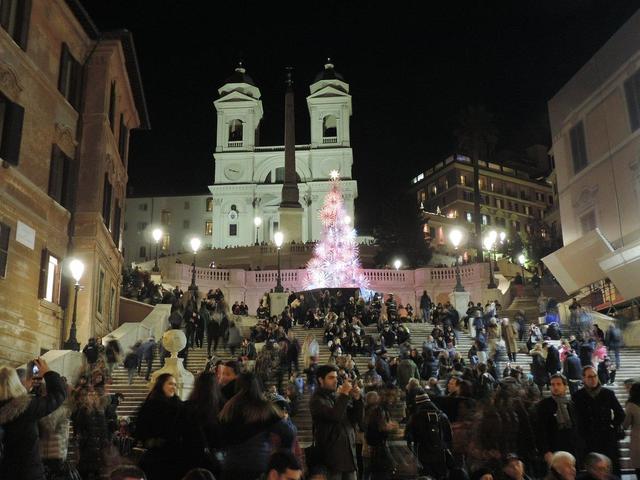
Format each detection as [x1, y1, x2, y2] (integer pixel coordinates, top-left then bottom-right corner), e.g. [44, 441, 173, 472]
[81, 0, 640, 232]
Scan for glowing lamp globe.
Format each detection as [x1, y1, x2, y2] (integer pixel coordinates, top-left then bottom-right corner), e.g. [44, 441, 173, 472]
[483, 236, 494, 251]
[393, 259, 402, 270]
[254, 217, 262, 227]
[152, 228, 163, 243]
[449, 229, 463, 249]
[518, 254, 526, 266]
[499, 231, 507, 243]
[274, 231, 284, 248]
[69, 259, 84, 283]
[190, 237, 201, 254]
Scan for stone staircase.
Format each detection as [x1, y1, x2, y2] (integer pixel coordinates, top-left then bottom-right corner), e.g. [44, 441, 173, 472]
[105, 314, 640, 472]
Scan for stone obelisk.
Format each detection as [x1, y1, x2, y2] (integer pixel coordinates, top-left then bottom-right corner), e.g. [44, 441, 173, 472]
[278, 67, 303, 242]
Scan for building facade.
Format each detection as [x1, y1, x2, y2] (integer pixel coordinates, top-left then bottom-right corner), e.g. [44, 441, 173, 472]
[410, 154, 554, 251]
[548, 9, 640, 249]
[209, 62, 358, 248]
[123, 194, 213, 265]
[0, 0, 148, 366]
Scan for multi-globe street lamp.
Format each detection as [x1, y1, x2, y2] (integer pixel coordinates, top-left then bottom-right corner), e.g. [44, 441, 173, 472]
[254, 217, 262, 246]
[449, 228, 465, 292]
[63, 259, 84, 351]
[274, 231, 284, 293]
[152, 228, 163, 272]
[518, 253, 526, 281]
[189, 237, 201, 297]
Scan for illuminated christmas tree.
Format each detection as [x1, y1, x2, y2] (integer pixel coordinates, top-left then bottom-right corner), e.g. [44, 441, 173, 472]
[303, 171, 369, 292]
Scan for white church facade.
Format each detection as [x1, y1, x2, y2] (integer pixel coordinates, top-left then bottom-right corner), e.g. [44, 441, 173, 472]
[209, 62, 358, 248]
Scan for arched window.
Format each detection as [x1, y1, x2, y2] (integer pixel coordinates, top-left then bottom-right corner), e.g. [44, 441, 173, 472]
[322, 115, 337, 138]
[228, 119, 243, 142]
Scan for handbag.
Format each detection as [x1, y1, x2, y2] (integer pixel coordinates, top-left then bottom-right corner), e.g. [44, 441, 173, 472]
[304, 424, 323, 471]
[388, 444, 422, 478]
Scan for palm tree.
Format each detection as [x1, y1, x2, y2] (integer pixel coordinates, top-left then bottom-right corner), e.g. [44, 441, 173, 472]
[454, 105, 498, 262]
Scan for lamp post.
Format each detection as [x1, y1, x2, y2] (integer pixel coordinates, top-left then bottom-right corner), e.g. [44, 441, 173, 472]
[189, 237, 201, 298]
[64, 259, 84, 351]
[152, 228, 162, 272]
[254, 217, 262, 246]
[494, 231, 506, 271]
[518, 253, 526, 281]
[449, 228, 465, 292]
[274, 231, 284, 293]
[484, 231, 498, 289]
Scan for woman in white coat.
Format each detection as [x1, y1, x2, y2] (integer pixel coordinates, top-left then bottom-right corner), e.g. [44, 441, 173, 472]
[623, 382, 640, 478]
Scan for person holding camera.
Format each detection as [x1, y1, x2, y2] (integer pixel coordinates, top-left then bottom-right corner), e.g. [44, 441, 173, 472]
[0, 358, 67, 480]
[310, 364, 364, 480]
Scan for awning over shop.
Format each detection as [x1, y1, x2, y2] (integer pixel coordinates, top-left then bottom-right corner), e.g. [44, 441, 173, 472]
[542, 229, 614, 295]
[598, 238, 640, 301]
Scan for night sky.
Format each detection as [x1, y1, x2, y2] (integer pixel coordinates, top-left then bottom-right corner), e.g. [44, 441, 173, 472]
[81, 0, 640, 233]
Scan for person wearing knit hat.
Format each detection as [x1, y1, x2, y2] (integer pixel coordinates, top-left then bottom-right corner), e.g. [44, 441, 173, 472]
[405, 389, 452, 478]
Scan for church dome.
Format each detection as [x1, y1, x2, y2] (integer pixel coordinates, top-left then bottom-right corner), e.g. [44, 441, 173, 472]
[223, 62, 256, 87]
[313, 59, 345, 83]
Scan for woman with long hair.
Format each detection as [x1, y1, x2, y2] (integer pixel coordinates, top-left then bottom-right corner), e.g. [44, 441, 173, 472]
[218, 372, 295, 480]
[624, 382, 640, 478]
[183, 372, 222, 477]
[135, 373, 187, 480]
[71, 386, 110, 479]
[0, 359, 66, 480]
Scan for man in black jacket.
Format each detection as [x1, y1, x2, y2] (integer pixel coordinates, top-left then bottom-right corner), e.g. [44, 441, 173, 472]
[535, 374, 583, 466]
[563, 350, 583, 395]
[573, 366, 625, 476]
[310, 364, 363, 480]
[405, 392, 452, 479]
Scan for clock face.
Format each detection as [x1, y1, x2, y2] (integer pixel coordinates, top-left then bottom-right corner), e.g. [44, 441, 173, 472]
[224, 164, 243, 181]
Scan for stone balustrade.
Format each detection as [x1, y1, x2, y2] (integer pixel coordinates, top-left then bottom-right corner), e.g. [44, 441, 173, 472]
[158, 262, 499, 312]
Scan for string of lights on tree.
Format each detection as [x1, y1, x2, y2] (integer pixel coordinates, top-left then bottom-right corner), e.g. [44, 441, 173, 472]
[303, 170, 370, 294]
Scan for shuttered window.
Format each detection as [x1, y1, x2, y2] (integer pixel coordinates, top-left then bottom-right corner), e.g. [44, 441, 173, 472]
[102, 174, 112, 230]
[58, 43, 83, 110]
[570, 121, 588, 174]
[0, 0, 32, 50]
[38, 249, 61, 304]
[625, 70, 640, 132]
[0, 92, 24, 166]
[112, 202, 122, 249]
[48, 145, 71, 209]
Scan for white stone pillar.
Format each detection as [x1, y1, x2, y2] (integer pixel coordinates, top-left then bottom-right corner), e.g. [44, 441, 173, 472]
[149, 329, 194, 399]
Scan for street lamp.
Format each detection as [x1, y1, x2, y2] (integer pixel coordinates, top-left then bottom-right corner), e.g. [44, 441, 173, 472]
[393, 259, 402, 270]
[254, 217, 262, 246]
[189, 237, 201, 297]
[152, 228, 163, 272]
[484, 233, 498, 289]
[449, 228, 465, 292]
[518, 253, 526, 281]
[274, 231, 284, 293]
[64, 259, 84, 351]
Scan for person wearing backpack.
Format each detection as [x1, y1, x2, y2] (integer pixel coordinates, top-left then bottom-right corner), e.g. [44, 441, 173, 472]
[405, 391, 452, 479]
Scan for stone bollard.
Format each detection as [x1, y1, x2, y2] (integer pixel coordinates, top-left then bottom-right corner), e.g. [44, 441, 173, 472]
[148, 329, 194, 398]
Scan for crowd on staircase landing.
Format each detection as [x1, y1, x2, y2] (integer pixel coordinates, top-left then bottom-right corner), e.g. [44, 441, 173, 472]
[0, 285, 638, 480]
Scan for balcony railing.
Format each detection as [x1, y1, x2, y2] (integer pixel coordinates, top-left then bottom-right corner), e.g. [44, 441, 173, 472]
[322, 136, 338, 144]
[227, 141, 243, 148]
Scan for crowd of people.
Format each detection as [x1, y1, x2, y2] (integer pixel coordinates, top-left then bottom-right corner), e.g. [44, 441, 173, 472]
[1, 285, 639, 480]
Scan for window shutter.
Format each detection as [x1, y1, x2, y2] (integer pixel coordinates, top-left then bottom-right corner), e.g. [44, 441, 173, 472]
[38, 248, 49, 299]
[1, 99, 24, 166]
[102, 174, 112, 229]
[59, 274, 70, 309]
[0, 222, 10, 278]
[58, 44, 70, 94]
[71, 58, 83, 110]
[48, 146, 64, 204]
[16, 0, 32, 50]
[112, 202, 122, 249]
